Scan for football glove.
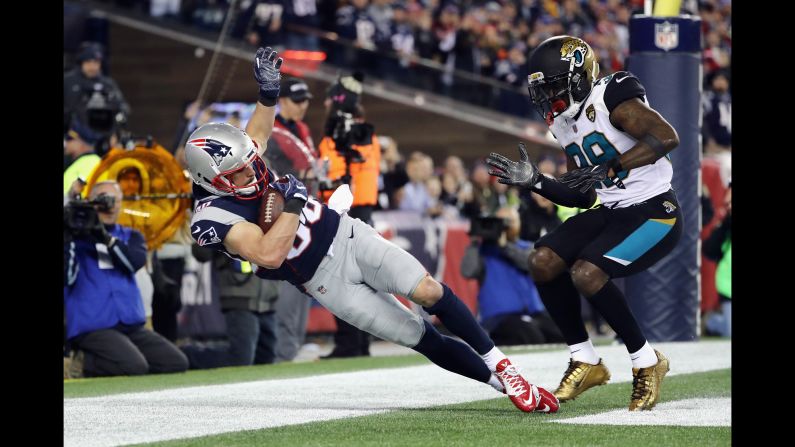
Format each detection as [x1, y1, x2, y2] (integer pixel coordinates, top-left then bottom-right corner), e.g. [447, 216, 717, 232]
[486, 142, 540, 189]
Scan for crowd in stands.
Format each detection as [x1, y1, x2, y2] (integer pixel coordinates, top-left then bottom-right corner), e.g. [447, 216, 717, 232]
[101, 0, 730, 119]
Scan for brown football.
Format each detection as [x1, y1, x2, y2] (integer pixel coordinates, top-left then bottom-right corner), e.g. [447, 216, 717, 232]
[257, 187, 285, 234]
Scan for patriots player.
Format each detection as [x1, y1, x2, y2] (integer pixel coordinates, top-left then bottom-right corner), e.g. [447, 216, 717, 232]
[487, 36, 683, 411]
[185, 47, 558, 413]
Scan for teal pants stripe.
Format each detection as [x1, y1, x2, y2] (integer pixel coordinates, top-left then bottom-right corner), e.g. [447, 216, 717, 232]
[604, 219, 675, 264]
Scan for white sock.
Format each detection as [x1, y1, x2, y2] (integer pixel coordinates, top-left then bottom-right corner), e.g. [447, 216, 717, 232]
[569, 340, 599, 365]
[481, 346, 508, 372]
[630, 341, 658, 369]
[488, 374, 505, 393]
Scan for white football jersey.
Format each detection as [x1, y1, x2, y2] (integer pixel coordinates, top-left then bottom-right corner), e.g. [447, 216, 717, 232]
[549, 71, 673, 208]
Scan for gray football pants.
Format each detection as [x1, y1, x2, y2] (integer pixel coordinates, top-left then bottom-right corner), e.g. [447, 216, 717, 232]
[302, 214, 428, 348]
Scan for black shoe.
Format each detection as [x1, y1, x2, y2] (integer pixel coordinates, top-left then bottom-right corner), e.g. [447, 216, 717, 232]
[320, 349, 360, 359]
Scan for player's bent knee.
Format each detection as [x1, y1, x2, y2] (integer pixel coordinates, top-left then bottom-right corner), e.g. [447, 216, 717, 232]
[394, 314, 426, 348]
[571, 260, 609, 297]
[529, 247, 565, 283]
[409, 276, 443, 307]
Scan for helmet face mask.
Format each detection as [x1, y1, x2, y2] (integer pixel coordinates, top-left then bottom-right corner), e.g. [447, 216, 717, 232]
[211, 148, 269, 199]
[527, 36, 600, 125]
[528, 73, 572, 124]
[185, 123, 270, 200]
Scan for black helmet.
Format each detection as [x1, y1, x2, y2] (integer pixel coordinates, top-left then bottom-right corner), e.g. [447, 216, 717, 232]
[527, 36, 600, 125]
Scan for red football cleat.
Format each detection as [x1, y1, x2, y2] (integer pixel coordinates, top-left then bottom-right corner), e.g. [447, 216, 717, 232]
[495, 358, 539, 413]
[534, 386, 560, 413]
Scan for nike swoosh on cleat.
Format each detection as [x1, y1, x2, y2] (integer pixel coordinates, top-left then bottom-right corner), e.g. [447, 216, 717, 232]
[538, 404, 551, 412]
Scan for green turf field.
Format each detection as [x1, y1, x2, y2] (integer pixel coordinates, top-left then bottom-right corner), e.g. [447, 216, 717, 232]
[65, 342, 731, 447]
[118, 369, 729, 447]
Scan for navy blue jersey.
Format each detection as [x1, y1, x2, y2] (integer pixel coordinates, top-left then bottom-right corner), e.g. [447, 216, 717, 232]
[190, 184, 340, 287]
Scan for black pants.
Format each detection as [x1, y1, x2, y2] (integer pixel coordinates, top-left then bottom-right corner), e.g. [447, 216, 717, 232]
[181, 310, 277, 369]
[535, 189, 683, 278]
[72, 326, 188, 377]
[488, 313, 565, 346]
[152, 257, 185, 342]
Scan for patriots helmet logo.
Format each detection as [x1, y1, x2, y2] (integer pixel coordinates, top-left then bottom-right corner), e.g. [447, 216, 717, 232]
[189, 138, 233, 167]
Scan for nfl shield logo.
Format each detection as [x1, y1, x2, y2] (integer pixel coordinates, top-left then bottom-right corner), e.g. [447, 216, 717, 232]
[655, 21, 679, 51]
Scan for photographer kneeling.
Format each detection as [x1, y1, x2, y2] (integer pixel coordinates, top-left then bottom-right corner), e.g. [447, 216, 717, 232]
[461, 206, 564, 346]
[64, 181, 188, 377]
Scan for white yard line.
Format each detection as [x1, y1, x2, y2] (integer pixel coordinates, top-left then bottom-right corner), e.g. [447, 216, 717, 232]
[554, 397, 731, 427]
[64, 341, 730, 447]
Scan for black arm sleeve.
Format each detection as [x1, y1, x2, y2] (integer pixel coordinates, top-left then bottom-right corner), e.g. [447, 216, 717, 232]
[532, 175, 597, 209]
[191, 243, 215, 263]
[107, 230, 147, 274]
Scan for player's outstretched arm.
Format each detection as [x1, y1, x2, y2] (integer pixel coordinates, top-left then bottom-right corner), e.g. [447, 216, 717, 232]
[609, 98, 680, 172]
[223, 214, 299, 269]
[246, 47, 283, 154]
[487, 143, 596, 209]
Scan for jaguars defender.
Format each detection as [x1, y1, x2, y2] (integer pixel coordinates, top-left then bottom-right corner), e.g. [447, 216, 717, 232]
[487, 36, 683, 411]
[186, 47, 559, 414]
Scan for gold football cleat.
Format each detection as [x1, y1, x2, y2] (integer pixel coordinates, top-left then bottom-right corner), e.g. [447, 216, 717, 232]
[553, 358, 611, 402]
[629, 349, 670, 411]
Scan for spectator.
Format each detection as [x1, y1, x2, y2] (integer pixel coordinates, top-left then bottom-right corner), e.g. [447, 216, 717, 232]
[425, 174, 445, 218]
[703, 184, 731, 337]
[397, 151, 435, 214]
[64, 181, 188, 377]
[518, 188, 562, 243]
[180, 245, 280, 368]
[439, 155, 472, 214]
[376, 2, 415, 81]
[518, 156, 564, 242]
[703, 69, 731, 149]
[335, 0, 376, 68]
[284, 0, 321, 50]
[265, 77, 317, 180]
[265, 76, 320, 363]
[115, 164, 157, 328]
[377, 135, 409, 210]
[318, 73, 381, 358]
[64, 42, 130, 145]
[232, 0, 285, 48]
[113, 163, 171, 241]
[462, 160, 500, 219]
[63, 119, 101, 198]
[151, 231, 190, 343]
[702, 69, 731, 186]
[99, 155, 192, 344]
[461, 206, 564, 345]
